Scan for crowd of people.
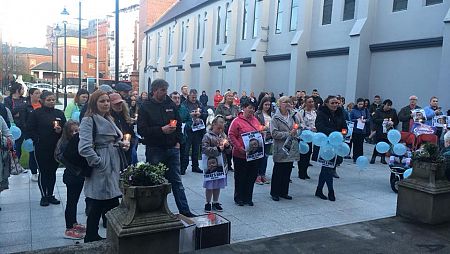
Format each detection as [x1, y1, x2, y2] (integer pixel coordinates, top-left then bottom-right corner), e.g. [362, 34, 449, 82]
[0, 78, 449, 243]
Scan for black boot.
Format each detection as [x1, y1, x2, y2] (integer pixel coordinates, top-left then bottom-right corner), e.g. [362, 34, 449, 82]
[315, 188, 327, 200]
[328, 190, 336, 201]
[370, 155, 376, 164]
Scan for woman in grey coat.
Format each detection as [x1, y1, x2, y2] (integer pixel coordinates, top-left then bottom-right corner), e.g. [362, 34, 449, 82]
[270, 96, 300, 201]
[0, 116, 13, 211]
[79, 90, 129, 243]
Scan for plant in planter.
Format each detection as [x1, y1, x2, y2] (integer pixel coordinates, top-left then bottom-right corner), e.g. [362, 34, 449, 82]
[107, 162, 185, 253]
[411, 143, 447, 183]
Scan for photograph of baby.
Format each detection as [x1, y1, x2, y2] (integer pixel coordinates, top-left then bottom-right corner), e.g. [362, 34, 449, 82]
[192, 118, 206, 132]
[202, 155, 226, 182]
[411, 109, 426, 123]
[241, 131, 264, 161]
[432, 115, 447, 128]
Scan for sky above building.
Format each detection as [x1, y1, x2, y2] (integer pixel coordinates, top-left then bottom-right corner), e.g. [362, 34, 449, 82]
[0, 0, 139, 47]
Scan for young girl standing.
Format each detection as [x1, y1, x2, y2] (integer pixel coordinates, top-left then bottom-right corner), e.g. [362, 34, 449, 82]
[201, 116, 231, 212]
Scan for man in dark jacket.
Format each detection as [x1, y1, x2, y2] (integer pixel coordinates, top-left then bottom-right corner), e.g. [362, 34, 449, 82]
[312, 89, 324, 109]
[314, 96, 347, 201]
[180, 89, 208, 173]
[398, 95, 421, 132]
[137, 79, 195, 217]
[199, 91, 208, 107]
[370, 100, 399, 164]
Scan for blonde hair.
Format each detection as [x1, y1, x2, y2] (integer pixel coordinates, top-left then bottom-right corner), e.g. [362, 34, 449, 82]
[278, 96, 291, 104]
[220, 91, 234, 104]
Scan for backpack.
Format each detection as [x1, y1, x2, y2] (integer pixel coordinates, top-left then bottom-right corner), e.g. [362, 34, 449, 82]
[62, 117, 97, 177]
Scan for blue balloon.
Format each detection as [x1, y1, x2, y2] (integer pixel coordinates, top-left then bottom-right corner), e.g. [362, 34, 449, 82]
[10, 126, 22, 141]
[335, 142, 350, 157]
[319, 143, 336, 161]
[376, 142, 390, 154]
[23, 139, 34, 152]
[312, 132, 328, 147]
[300, 130, 314, 143]
[298, 141, 310, 154]
[393, 143, 407, 156]
[387, 129, 401, 144]
[356, 156, 369, 170]
[71, 111, 81, 122]
[328, 131, 344, 146]
[403, 168, 413, 178]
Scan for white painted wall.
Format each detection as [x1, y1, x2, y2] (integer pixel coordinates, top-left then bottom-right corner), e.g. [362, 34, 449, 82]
[306, 55, 348, 96]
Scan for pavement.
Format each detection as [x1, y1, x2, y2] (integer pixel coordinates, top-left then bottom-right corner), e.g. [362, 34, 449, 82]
[190, 216, 450, 254]
[0, 143, 399, 253]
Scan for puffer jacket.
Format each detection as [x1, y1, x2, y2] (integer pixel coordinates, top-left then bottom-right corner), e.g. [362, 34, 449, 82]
[315, 105, 347, 136]
[202, 130, 232, 170]
[270, 109, 300, 163]
[228, 112, 262, 159]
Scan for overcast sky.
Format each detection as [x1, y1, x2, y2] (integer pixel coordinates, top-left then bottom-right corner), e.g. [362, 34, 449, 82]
[0, 0, 139, 47]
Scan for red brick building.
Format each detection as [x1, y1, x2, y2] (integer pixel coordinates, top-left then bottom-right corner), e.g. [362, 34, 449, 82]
[86, 19, 110, 79]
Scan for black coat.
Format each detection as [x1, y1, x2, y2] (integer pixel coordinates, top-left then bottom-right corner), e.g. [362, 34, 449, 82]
[200, 94, 208, 107]
[137, 95, 182, 148]
[373, 108, 399, 141]
[4, 96, 28, 128]
[27, 106, 66, 150]
[315, 106, 347, 136]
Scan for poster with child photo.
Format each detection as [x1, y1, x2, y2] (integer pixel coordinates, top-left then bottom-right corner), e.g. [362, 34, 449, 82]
[241, 131, 264, 161]
[432, 115, 448, 128]
[411, 109, 426, 123]
[202, 155, 226, 182]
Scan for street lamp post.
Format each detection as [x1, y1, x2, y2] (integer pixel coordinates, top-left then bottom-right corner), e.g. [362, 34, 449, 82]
[115, 0, 119, 83]
[78, 0, 82, 90]
[61, 7, 69, 109]
[51, 35, 54, 93]
[54, 25, 61, 100]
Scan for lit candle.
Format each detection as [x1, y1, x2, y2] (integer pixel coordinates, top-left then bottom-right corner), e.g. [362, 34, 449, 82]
[265, 120, 270, 128]
[293, 123, 299, 130]
[135, 113, 138, 119]
[53, 120, 60, 128]
[169, 119, 177, 127]
[341, 129, 347, 135]
[221, 138, 229, 147]
[124, 134, 131, 142]
[259, 125, 265, 131]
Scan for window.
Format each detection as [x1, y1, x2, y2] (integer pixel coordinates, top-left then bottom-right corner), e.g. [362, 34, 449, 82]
[224, 3, 231, 43]
[242, 0, 249, 40]
[197, 14, 201, 49]
[181, 21, 185, 52]
[426, 0, 443, 6]
[275, 0, 283, 34]
[252, 0, 262, 38]
[393, 0, 407, 12]
[216, 7, 221, 45]
[289, 0, 298, 31]
[322, 0, 333, 25]
[343, 0, 355, 20]
[202, 12, 207, 48]
[168, 26, 173, 55]
[156, 32, 161, 58]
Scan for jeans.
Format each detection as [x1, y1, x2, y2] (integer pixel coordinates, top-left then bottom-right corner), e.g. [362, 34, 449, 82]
[258, 144, 272, 176]
[131, 137, 138, 165]
[85, 197, 119, 242]
[298, 143, 312, 178]
[65, 181, 84, 229]
[146, 146, 191, 214]
[352, 133, 365, 162]
[233, 157, 259, 203]
[317, 166, 334, 192]
[270, 162, 293, 197]
[29, 151, 38, 174]
[182, 130, 203, 170]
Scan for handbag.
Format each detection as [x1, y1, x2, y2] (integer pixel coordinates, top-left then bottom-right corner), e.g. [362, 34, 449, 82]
[62, 117, 97, 177]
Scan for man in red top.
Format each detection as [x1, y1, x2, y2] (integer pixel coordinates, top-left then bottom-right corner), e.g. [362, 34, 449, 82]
[213, 90, 223, 108]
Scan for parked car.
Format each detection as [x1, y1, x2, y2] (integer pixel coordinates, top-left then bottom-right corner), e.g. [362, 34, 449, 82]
[31, 83, 53, 92]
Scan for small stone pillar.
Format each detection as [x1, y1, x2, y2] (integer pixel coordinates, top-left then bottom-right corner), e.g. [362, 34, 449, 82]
[106, 183, 183, 254]
[397, 160, 450, 224]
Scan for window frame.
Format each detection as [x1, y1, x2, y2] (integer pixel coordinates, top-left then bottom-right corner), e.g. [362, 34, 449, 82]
[242, 0, 249, 40]
[289, 0, 299, 31]
[425, 0, 443, 6]
[322, 0, 333, 25]
[342, 0, 355, 21]
[224, 3, 231, 44]
[253, 0, 262, 38]
[392, 0, 408, 12]
[275, 0, 283, 34]
[197, 14, 201, 49]
[216, 6, 221, 45]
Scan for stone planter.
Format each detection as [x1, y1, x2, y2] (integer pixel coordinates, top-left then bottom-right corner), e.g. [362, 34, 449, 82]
[397, 160, 450, 224]
[106, 183, 183, 254]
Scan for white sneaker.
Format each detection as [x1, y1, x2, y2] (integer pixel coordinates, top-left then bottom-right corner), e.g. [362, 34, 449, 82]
[31, 174, 38, 182]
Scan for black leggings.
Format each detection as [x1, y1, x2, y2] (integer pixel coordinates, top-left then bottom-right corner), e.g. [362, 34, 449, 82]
[85, 197, 120, 242]
[35, 148, 59, 198]
[233, 157, 259, 203]
[65, 181, 84, 229]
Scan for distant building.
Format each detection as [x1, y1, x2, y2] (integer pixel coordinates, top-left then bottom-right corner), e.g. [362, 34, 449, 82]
[86, 19, 110, 79]
[141, 0, 450, 110]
